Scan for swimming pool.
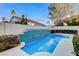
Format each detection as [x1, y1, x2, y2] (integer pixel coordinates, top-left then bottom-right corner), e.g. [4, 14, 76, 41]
[19, 30, 69, 55]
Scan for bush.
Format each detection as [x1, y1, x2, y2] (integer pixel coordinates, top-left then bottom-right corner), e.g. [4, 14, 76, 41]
[0, 35, 20, 52]
[72, 34, 79, 56]
[15, 22, 28, 25]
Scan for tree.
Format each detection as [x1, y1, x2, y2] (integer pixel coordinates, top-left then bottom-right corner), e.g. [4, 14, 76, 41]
[48, 3, 76, 26]
[20, 14, 27, 25]
[11, 9, 16, 16]
[21, 14, 25, 22]
[2, 17, 6, 23]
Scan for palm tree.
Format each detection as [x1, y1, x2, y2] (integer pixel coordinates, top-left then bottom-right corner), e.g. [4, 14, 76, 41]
[20, 14, 24, 24]
[11, 9, 16, 16]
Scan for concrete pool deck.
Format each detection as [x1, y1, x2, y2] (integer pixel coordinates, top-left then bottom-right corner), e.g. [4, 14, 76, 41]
[53, 34, 75, 56]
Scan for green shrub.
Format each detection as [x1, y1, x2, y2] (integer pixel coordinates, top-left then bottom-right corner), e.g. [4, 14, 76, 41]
[73, 34, 79, 56]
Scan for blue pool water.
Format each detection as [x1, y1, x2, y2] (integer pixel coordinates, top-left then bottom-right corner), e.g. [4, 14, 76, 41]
[19, 30, 69, 55]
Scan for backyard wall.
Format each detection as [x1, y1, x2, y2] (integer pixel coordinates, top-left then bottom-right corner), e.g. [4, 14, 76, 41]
[0, 23, 27, 35]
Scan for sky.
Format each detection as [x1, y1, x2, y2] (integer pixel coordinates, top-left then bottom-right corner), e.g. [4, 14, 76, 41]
[0, 3, 50, 25]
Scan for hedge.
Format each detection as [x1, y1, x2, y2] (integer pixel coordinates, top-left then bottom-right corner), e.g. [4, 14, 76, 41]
[73, 34, 79, 56]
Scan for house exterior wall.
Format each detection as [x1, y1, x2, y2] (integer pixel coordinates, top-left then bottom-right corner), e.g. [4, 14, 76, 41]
[27, 22, 35, 26]
[27, 21, 44, 26]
